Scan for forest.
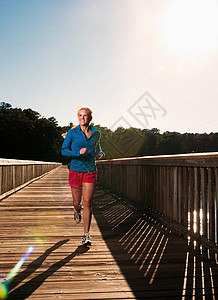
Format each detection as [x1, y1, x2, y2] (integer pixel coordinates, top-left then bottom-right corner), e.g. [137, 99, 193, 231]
[0, 102, 217, 162]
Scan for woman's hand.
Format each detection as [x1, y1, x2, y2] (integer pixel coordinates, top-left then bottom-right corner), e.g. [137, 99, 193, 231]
[98, 153, 104, 159]
[80, 148, 87, 155]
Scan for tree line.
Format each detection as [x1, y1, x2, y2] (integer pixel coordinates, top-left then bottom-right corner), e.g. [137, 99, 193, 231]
[97, 126, 218, 159]
[0, 102, 64, 162]
[0, 102, 217, 162]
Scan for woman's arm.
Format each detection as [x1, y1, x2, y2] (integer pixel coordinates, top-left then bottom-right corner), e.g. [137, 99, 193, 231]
[96, 135, 105, 159]
[61, 130, 81, 157]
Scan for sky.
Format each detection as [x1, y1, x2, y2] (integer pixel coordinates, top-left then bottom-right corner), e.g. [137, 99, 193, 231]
[0, 0, 218, 133]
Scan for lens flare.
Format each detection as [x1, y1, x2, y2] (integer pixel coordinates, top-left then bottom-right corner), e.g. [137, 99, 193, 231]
[0, 282, 8, 300]
[6, 246, 34, 282]
[0, 246, 34, 300]
[27, 228, 48, 244]
[161, 0, 218, 59]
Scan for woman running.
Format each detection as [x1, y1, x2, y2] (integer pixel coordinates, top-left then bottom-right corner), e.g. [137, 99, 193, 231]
[61, 106, 104, 245]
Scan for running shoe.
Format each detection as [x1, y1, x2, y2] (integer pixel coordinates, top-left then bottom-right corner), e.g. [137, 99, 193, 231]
[74, 211, 81, 224]
[81, 232, 91, 246]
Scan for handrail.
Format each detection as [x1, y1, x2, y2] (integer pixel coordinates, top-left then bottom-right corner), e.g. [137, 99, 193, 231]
[97, 152, 218, 166]
[0, 158, 61, 165]
[0, 158, 61, 199]
[97, 152, 218, 255]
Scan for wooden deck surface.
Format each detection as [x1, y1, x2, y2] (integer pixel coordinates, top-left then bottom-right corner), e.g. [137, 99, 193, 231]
[0, 165, 218, 299]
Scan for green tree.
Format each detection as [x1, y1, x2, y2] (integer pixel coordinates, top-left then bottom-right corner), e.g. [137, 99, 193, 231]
[0, 103, 63, 161]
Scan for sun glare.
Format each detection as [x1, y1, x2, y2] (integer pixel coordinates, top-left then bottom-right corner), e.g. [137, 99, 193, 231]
[161, 0, 218, 58]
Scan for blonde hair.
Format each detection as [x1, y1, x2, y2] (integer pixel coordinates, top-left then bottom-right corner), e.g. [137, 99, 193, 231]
[76, 105, 93, 122]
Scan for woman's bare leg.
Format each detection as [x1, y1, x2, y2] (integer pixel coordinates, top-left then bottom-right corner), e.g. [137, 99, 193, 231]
[71, 187, 82, 213]
[82, 182, 96, 234]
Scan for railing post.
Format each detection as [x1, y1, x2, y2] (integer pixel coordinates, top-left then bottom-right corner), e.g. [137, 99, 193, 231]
[0, 166, 2, 195]
[173, 167, 178, 222]
[201, 168, 208, 241]
[208, 168, 215, 257]
[215, 168, 218, 245]
[194, 167, 200, 235]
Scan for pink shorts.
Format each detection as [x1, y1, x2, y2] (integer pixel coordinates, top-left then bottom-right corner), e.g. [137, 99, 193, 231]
[69, 170, 97, 188]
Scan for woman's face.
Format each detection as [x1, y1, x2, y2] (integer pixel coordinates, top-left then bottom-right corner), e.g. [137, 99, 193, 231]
[78, 109, 91, 126]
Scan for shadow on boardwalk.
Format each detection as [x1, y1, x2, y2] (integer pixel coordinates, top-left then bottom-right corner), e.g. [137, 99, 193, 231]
[7, 244, 90, 300]
[93, 186, 218, 299]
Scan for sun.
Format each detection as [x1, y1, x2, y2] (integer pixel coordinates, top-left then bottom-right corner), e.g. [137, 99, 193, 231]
[161, 0, 218, 59]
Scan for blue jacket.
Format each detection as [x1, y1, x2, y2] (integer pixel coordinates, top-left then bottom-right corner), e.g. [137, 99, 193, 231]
[61, 125, 104, 172]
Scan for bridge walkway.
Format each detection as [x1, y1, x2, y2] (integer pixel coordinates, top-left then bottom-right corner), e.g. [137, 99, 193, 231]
[0, 166, 217, 299]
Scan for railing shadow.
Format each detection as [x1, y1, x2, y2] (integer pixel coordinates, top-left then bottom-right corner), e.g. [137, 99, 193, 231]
[93, 186, 218, 299]
[7, 240, 90, 299]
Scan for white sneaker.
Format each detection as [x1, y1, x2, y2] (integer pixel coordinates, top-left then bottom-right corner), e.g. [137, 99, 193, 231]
[81, 233, 91, 246]
[74, 211, 81, 224]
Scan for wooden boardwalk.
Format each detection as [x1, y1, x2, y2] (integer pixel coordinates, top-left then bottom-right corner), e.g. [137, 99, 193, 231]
[0, 166, 218, 299]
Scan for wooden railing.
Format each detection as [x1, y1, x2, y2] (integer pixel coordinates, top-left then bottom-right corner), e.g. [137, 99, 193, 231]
[97, 153, 218, 254]
[0, 158, 61, 200]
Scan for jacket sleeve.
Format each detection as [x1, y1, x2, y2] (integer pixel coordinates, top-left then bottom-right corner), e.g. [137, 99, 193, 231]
[61, 130, 81, 157]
